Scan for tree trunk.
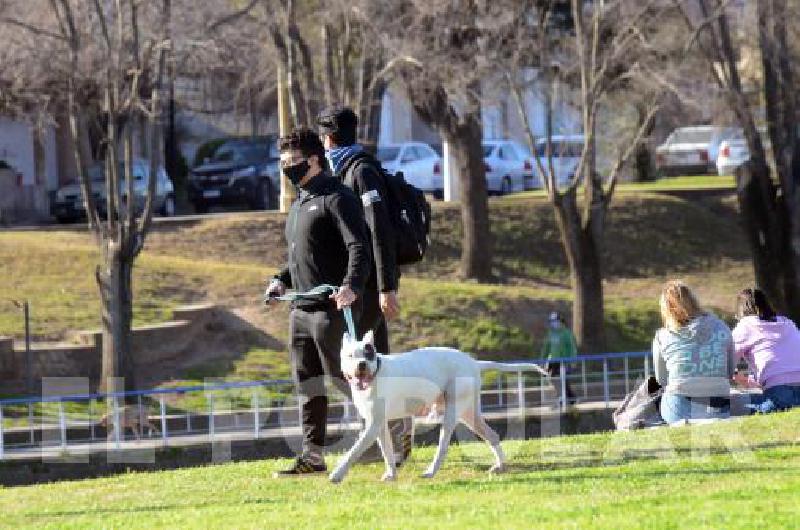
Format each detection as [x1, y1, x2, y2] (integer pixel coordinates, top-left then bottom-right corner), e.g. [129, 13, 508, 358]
[321, 24, 336, 107]
[361, 80, 386, 147]
[735, 159, 800, 320]
[633, 103, 655, 182]
[99, 248, 136, 393]
[553, 190, 605, 352]
[408, 81, 492, 281]
[756, 0, 800, 321]
[447, 115, 492, 281]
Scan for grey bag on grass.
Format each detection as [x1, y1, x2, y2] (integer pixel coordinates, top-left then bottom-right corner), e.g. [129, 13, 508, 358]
[613, 376, 665, 430]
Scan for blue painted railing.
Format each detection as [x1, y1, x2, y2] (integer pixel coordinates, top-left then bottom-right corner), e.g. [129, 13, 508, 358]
[0, 351, 651, 458]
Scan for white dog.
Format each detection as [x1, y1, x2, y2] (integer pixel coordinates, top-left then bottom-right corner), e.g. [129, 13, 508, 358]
[329, 331, 549, 483]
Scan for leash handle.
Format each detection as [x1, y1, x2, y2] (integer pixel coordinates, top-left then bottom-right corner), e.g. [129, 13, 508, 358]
[342, 305, 357, 340]
[272, 284, 359, 339]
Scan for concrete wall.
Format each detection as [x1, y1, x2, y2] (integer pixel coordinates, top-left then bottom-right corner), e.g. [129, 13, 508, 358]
[0, 168, 51, 224]
[0, 335, 99, 394]
[0, 304, 225, 394]
[0, 116, 58, 189]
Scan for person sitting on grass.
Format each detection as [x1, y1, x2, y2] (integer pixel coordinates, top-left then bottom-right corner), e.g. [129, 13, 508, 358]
[731, 288, 800, 413]
[653, 280, 735, 424]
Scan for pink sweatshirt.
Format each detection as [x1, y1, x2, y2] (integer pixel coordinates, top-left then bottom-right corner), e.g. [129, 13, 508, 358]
[732, 316, 800, 389]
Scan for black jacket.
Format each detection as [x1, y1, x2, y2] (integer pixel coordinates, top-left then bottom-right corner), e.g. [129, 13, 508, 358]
[275, 172, 370, 309]
[339, 153, 399, 293]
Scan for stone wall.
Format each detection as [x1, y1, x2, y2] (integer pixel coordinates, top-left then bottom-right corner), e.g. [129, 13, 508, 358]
[0, 168, 51, 224]
[0, 304, 226, 394]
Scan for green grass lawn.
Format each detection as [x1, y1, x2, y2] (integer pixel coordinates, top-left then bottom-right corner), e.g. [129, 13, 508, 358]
[516, 175, 736, 200]
[0, 189, 753, 386]
[617, 174, 736, 191]
[2, 410, 799, 528]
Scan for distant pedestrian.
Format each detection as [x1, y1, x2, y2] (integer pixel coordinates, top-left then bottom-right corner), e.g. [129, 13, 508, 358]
[732, 288, 800, 413]
[541, 311, 577, 405]
[653, 280, 735, 424]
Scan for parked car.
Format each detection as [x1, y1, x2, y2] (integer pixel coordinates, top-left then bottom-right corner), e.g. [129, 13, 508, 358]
[716, 138, 749, 176]
[51, 160, 174, 223]
[482, 140, 534, 195]
[716, 128, 773, 176]
[121, 159, 175, 217]
[533, 134, 585, 188]
[655, 126, 741, 176]
[377, 142, 442, 197]
[51, 165, 106, 223]
[188, 137, 279, 213]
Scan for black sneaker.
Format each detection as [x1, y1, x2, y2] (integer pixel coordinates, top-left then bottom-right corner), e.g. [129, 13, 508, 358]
[273, 456, 327, 477]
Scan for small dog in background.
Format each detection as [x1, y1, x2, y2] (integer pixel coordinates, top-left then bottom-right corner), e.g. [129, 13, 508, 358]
[99, 406, 160, 440]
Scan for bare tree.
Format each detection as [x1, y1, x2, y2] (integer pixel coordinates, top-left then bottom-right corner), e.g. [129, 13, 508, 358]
[205, 0, 386, 144]
[506, 0, 667, 351]
[676, 0, 800, 321]
[357, 0, 494, 280]
[1, 0, 171, 392]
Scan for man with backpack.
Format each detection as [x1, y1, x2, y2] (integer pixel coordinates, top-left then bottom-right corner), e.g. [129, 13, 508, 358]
[317, 106, 400, 348]
[316, 105, 410, 462]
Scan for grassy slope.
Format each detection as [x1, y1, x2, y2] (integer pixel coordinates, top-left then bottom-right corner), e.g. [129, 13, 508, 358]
[0, 186, 753, 384]
[1, 410, 798, 529]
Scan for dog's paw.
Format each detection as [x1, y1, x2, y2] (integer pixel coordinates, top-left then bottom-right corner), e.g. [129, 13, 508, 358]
[329, 472, 344, 484]
[381, 471, 397, 482]
[488, 463, 506, 474]
[420, 470, 436, 479]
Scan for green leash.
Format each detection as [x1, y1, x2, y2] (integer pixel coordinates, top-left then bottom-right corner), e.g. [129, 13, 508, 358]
[270, 284, 358, 339]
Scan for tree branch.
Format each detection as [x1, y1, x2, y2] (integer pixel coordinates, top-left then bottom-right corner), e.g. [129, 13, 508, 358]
[206, 0, 259, 32]
[602, 96, 662, 207]
[0, 16, 66, 41]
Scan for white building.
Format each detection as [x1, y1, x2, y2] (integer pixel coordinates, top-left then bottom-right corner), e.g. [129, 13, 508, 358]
[0, 116, 60, 223]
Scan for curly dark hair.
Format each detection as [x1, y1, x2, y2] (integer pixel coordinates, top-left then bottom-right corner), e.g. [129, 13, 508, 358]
[278, 127, 326, 164]
[736, 288, 777, 322]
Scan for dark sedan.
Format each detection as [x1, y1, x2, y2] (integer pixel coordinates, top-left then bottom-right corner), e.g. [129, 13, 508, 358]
[188, 137, 280, 213]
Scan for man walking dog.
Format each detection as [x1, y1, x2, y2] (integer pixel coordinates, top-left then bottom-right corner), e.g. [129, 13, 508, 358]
[317, 106, 412, 463]
[265, 128, 370, 476]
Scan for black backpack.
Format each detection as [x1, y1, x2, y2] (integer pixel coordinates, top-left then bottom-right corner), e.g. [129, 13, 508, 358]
[343, 153, 431, 265]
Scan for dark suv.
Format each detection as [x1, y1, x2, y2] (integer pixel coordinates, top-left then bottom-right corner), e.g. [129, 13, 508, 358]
[188, 137, 280, 213]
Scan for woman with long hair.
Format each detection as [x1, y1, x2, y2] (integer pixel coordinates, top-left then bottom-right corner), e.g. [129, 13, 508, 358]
[732, 288, 800, 413]
[653, 280, 735, 423]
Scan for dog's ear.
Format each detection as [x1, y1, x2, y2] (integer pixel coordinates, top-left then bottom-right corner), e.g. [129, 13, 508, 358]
[363, 329, 374, 346]
[364, 343, 376, 361]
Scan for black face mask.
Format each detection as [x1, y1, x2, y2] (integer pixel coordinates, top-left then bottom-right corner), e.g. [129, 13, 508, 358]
[283, 160, 309, 186]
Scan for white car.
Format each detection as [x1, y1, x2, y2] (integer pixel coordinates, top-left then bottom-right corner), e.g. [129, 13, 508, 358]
[482, 140, 534, 195]
[655, 126, 741, 176]
[377, 142, 442, 196]
[533, 134, 584, 188]
[51, 159, 174, 223]
[716, 128, 772, 176]
[123, 158, 175, 216]
[716, 138, 750, 176]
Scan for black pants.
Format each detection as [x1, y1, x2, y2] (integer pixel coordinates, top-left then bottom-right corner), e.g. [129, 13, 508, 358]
[547, 362, 576, 401]
[358, 287, 389, 354]
[290, 306, 354, 456]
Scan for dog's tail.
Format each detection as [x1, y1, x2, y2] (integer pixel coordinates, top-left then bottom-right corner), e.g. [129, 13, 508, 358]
[476, 360, 549, 377]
